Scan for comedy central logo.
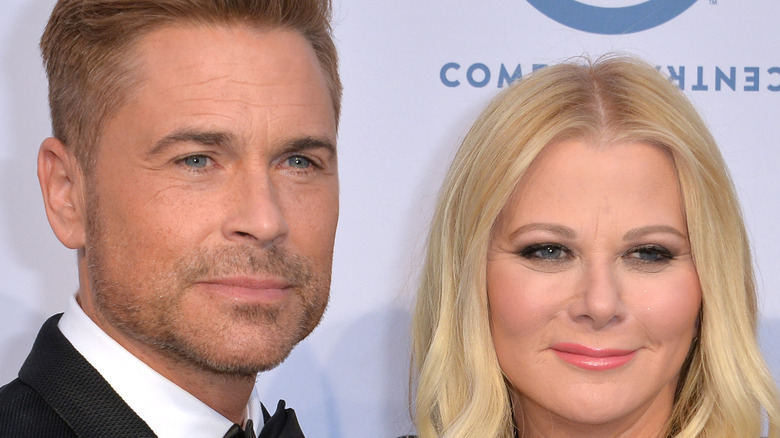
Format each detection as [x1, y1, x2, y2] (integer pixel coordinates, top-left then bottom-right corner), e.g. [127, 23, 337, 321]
[527, 0, 697, 34]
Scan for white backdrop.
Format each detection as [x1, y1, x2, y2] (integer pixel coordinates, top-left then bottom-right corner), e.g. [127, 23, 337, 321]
[1, 1, 779, 436]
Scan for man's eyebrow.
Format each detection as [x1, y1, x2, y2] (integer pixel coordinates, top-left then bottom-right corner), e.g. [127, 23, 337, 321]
[147, 129, 236, 157]
[278, 136, 337, 158]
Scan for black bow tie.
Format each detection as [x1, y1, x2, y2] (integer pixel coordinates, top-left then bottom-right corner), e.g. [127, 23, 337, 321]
[223, 400, 305, 438]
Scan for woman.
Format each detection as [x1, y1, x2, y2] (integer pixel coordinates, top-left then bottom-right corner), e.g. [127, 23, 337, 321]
[411, 56, 780, 437]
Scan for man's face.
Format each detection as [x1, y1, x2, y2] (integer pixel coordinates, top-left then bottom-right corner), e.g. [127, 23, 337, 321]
[82, 25, 338, 376]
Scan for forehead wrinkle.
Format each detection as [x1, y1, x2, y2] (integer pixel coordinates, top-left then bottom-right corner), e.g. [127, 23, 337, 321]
[167, 74, 233, 89]
[163, 75, 280, 100]
[591, 203, 610, 241]
[226, 78, 284, 87]
[176, 98, 277, 112]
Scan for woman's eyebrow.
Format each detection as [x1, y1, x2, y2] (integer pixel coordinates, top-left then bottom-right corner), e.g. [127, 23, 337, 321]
[623, 225, 687, 241]
[508, 223, 577, 241]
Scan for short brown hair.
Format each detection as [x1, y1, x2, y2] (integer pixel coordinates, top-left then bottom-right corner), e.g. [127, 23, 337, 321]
[40, 0, 341, 169]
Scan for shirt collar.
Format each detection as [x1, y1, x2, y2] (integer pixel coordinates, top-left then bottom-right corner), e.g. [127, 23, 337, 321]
[58, 295, 263, 437]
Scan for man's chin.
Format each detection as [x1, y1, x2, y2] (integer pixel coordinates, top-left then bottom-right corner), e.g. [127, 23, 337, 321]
[160, 320, 309, 377]
[192, 353, 291, 377]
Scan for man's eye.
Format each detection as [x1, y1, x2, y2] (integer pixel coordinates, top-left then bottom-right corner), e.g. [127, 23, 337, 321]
[287, 155, 311, 169]
[181, 155, 210, 169]
[520, 244, 568, 260]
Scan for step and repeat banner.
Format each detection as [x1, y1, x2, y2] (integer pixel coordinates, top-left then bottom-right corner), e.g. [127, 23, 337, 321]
[1, 1, 777, 436]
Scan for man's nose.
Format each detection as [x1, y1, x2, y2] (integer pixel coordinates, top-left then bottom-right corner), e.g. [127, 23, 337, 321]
[567, 260, 626, 330]
[221, 170, 289, 248]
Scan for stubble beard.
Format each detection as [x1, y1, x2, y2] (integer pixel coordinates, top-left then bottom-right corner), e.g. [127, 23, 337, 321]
[83, 193, 330, 378]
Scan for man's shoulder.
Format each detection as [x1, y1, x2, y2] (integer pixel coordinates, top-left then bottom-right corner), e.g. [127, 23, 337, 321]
[0, 315, 77, 436]
[4, 314, 157, 437]
[0, 377, 76, 437]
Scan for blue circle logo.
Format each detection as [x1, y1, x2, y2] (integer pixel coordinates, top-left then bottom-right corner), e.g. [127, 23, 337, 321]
[527, 0, 697, 34]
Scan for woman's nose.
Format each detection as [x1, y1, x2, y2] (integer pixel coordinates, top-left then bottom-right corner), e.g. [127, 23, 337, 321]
[567, 260, 626, 329]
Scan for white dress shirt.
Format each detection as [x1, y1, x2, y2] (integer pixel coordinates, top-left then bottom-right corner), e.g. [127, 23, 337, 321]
[58, 295, 263, 438]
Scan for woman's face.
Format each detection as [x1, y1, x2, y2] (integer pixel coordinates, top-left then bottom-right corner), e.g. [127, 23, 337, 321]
[487, 139, 701, 436]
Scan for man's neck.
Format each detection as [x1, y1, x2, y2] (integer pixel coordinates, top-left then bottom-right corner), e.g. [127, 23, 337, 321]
[136, 355, 255, 424]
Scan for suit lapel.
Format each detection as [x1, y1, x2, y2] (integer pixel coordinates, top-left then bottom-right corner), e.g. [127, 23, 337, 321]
[19, 314, 157, 437]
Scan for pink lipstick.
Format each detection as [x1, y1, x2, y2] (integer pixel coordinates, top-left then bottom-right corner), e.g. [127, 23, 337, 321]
[551, 343, 636, 371]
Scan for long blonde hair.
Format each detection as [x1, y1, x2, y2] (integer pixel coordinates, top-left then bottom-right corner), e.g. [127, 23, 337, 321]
[411, 55, 780, 438]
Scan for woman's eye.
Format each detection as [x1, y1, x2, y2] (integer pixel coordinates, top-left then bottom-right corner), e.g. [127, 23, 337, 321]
[520, 244, 569, 260]
[627, 245, 674, 263]
[287, 155, 311, 169]
[181, 155, 210, 169]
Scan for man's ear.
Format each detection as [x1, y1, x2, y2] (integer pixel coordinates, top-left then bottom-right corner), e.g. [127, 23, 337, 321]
[37, 137, 88, 249]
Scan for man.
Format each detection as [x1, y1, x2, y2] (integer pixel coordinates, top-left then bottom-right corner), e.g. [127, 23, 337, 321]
[0, 0, 341, 436]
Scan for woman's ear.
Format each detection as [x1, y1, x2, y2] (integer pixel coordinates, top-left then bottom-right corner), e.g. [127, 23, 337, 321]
[37, 137, 87, 249]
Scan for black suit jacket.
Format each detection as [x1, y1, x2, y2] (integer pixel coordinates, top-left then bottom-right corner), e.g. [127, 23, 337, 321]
[0, 314, 156, 437]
